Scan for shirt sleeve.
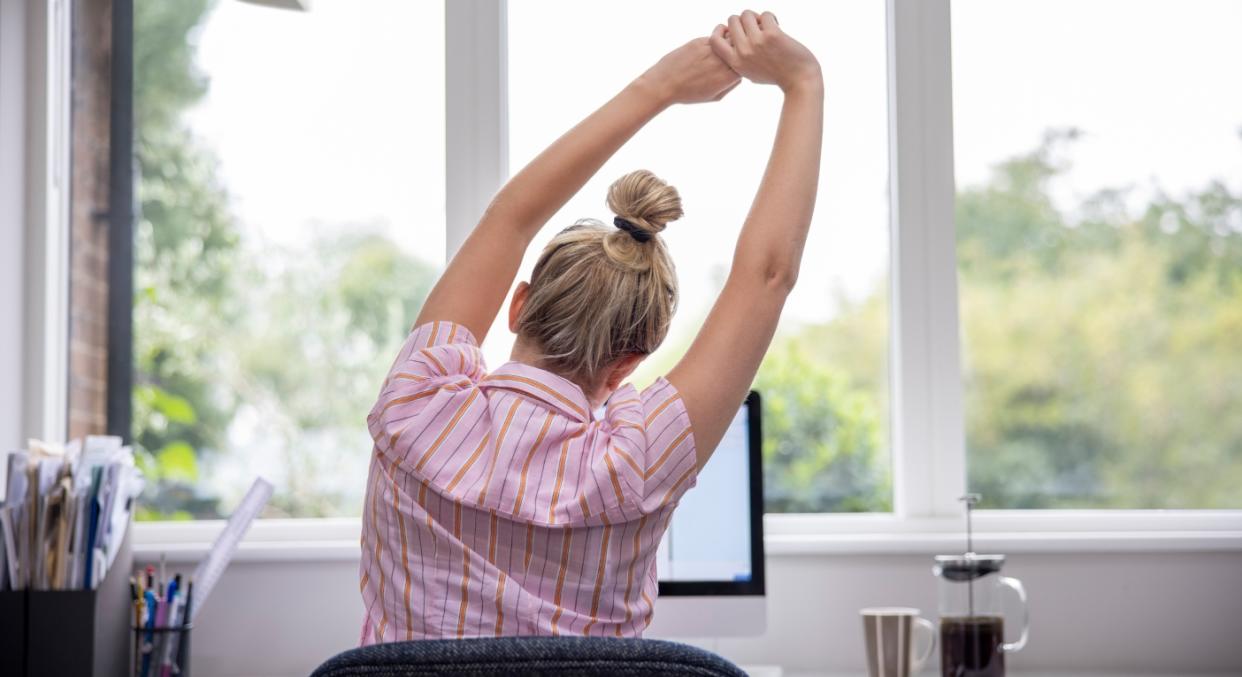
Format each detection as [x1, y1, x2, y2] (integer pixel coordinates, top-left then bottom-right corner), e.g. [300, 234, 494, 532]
[604, 377, 699, 514]
[366, 320, 486, 462]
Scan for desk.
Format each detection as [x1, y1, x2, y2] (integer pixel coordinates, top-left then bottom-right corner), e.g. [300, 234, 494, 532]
[750, 665, 1237, 670]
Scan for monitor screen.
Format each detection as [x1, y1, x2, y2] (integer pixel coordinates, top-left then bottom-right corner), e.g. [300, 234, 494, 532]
[656, 393, 762, 593]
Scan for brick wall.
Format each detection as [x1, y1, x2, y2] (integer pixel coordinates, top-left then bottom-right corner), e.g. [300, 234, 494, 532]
[67, 0, 114, 440]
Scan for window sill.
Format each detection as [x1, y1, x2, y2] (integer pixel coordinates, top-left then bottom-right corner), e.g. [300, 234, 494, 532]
[132, 511, 1242, 563]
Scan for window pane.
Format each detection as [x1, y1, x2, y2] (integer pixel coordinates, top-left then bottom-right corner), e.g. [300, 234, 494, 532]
[134, 1, 444, 518]
[504, 1, 892, 512]
[953, 0, 1242, 508]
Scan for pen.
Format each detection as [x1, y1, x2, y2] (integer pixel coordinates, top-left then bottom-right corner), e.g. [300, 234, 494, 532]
[158, 585, 185, 677]
[151, 590, 171, 677]
[184, 579, 194, 624]
[132, 575, 144, 677]
[130, 577, 140, 629]
[142, 586, 157, 677]
[135, 575, 146, 627]
[165, 579, 194, 675]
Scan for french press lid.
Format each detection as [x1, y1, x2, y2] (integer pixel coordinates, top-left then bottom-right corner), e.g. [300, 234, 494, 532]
[933, 493, 1005, 581]
[933, 553, 1005, 581]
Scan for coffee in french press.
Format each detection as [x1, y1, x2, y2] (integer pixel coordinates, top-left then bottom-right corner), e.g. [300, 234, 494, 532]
[933, 494, 1029, 677]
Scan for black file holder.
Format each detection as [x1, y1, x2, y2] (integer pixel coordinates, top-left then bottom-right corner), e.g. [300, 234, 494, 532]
[0, 526, 134, 677]
[0, 588, 28, 675]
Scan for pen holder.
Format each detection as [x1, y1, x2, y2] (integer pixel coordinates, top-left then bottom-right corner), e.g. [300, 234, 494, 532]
[131, 623, 192, 677]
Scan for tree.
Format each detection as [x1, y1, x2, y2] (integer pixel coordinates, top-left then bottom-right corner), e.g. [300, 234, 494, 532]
[220, 232, 436, 517]
[133, 1, 438, 518]
[746, 128, 1241, 512]
[133, 0, 238, 519]
[754, 341, 889, 512]
[956, 131, 1242, 508]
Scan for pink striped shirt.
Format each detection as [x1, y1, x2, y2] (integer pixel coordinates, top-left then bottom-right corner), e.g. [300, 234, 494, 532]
[358, 320, 699, 644]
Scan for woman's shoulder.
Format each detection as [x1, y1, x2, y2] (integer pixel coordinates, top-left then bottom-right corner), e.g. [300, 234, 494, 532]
[405, 319, 481, 354]
[366, 320, 487, 463]
[598, 377, 699, 514]
[603, 378, 690, 434]
[390, 320, 487, 382]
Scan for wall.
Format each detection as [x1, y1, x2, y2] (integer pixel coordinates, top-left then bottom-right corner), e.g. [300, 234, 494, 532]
[137, 549, 1242, 676]
[66, 0, 114, 440]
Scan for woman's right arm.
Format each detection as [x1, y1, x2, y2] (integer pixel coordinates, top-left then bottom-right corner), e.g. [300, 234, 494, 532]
[667, 10, 824, 469]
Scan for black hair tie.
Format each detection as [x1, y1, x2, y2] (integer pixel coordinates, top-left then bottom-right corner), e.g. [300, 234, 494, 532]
[614, 216, 652, 243]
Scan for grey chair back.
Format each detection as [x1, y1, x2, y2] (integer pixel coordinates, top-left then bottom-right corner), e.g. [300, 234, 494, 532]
[310, 636, 748, 677]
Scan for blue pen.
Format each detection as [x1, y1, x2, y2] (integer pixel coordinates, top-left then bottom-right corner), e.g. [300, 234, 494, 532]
[142, 588, 157, 677]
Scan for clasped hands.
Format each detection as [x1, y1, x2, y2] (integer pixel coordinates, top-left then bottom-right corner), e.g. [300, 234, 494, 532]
[642, 9, 822, 107]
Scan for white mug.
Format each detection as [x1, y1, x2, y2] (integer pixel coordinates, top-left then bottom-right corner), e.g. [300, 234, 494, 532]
[860, 607, 936, 677]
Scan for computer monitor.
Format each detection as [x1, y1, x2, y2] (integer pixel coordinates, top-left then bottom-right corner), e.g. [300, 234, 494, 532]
[648, 391, 765, 637]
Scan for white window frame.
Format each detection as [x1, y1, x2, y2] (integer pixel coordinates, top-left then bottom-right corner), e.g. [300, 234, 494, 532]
[9, 0, 72, 450]
[122, 0, 1242, 559]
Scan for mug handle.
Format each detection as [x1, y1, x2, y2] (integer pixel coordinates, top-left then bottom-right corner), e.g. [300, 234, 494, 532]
[999, 576, 1030, 653]
[911, 616, 937, 673]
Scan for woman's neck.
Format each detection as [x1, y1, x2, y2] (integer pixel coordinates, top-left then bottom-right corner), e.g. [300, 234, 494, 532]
[509, 338, 609, 410]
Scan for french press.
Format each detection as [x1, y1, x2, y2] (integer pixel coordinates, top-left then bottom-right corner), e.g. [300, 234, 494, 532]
[933, 495, 1029, 677]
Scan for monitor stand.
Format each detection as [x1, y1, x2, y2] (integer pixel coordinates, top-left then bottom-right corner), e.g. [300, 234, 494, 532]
[646, 594, 766, 637]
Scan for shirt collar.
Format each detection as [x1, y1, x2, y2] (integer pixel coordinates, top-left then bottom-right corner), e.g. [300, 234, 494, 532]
[482, 361, 594, 423]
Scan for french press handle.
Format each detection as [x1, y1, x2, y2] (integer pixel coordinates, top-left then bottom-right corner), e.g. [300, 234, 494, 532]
[998, 576, 1030, 652]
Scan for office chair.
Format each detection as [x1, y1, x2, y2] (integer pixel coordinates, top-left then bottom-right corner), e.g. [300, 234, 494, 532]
[310, 636, 748, 676]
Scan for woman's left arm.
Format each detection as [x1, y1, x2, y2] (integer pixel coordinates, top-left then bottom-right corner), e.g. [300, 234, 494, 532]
[415, 36, 741, 342]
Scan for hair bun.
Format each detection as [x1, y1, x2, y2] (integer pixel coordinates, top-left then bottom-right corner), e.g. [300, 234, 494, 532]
[605, 169, 684, 237]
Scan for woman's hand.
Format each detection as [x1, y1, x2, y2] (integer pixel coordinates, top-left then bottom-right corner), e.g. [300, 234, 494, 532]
[640, 37, 743, 106]
[710, 10, 821, 93]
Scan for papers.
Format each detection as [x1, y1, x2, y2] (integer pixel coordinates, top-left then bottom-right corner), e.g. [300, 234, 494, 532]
[0, 436, 144, 591]
[2, 451, 28, 588]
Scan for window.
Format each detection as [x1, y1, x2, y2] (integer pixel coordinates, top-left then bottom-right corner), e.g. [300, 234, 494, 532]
[116, 0, 1241, 539]
[133, 1, 445, 519]
[952, 0, 1242, 508]
[502, 0, 892, 513]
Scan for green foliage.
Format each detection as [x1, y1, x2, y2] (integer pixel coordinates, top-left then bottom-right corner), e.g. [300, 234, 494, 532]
[155, 442, 199, 483]
[755, 342, 890, 513]
[753, 127, 1241, 512]
[222, 232, 436, 517]
[134, 0, 237, 519]
[133, 0, 437, 519]
[134, 384, 197, 425]
[134, 0, 213, 133]
[957, 130, 1242, 508]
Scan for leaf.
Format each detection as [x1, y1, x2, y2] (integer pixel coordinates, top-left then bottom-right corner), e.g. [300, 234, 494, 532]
[136, 384, 198, 424]
[156, 441, 200, 482]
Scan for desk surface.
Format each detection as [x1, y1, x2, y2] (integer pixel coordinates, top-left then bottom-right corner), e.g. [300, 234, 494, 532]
[765, 665, 1232, 670]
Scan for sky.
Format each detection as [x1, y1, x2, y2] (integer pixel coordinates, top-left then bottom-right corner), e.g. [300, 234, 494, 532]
[953, 0, 1242, 208]
[181, 0, 1242, 503]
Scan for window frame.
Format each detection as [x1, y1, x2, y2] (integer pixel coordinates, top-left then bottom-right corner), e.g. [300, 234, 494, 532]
[12, 0, 73, 447]
[108, 0, 1241, 557]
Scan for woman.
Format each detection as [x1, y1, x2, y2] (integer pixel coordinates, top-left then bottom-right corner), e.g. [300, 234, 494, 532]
[360, 9, 822, 643]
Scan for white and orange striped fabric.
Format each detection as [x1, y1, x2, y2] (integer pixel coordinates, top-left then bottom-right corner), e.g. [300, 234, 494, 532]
[358, 320, 698, 644]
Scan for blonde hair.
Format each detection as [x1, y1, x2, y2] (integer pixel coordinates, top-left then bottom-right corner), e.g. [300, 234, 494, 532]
[516, 169, 683, 388]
